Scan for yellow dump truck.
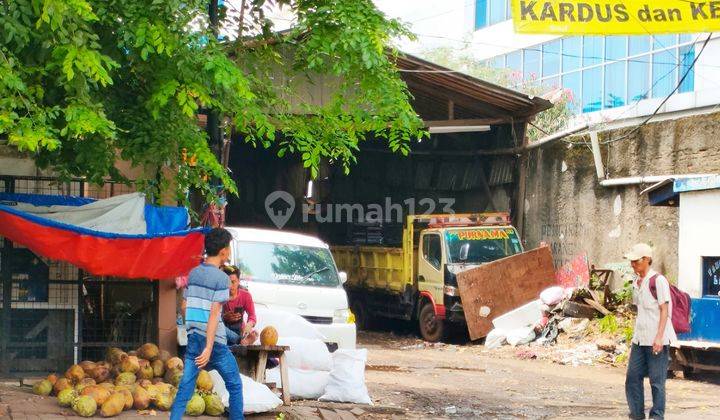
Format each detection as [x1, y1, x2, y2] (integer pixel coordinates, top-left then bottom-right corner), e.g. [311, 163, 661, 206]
[332, 213, 523, 342]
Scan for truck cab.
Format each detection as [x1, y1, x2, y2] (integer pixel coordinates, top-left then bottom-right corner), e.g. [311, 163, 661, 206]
[333, 213, 523, 342]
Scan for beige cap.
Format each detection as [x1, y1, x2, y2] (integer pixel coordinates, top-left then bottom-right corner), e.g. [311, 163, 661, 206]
[624, 243, 653, 261]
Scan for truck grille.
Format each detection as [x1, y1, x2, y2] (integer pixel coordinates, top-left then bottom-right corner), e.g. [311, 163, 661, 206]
[302, 315, 333, 325]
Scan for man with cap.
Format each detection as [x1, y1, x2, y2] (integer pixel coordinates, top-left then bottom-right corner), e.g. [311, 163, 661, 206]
[624, 243, 676, 420]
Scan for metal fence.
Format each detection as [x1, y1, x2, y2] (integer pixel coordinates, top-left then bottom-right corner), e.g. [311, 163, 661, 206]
[0, 176, 158, 377]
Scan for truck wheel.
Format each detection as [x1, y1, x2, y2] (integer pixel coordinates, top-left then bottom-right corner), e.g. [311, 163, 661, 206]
[419, 302, 444, 342]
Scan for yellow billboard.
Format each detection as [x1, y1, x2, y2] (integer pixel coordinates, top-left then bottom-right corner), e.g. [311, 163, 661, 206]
[511, 0, 720, 34]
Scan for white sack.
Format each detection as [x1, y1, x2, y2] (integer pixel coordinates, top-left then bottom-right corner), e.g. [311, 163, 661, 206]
[319, 349, 372, 405]
[254, 307, 326, 342]
[492, 299, 542, 330]
[540, 286, 566, 306]
[506, 326, 536, 346]
[209, 369, 282, 414]
[266, 367, 330, 400]
[484, 328, 507, 350]
[276, 337, 332, 371]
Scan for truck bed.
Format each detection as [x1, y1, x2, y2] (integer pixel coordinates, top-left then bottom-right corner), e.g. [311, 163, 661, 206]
[332, 245, 411, 293]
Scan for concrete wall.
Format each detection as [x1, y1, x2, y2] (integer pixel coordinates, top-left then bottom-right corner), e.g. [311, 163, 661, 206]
[523, 112, 720, 283]
[679, 190, 720, 298]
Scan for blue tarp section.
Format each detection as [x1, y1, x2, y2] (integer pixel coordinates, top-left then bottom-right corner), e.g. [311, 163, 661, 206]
[678, 297, 720, 343]
[0, 192, 95, 207]
[145, 205, 189, 234]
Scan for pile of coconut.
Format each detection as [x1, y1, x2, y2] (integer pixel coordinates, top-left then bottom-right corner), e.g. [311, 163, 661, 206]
[32, 343, 222, 417]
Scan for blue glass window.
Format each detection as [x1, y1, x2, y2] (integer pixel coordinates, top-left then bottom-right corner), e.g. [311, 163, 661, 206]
[605, 36, 627, 61]
[475, 0, 488, 29]
[679, 45, 695, 93]
[629, 36, 650, 56]
[583, 36, 603, 66]
[582, 67, 602, 112]
[541, 77, 560, 91]
[604, 62, 626, 108]
[652, 50, 676, 98]
[506, 51, 522, 73]
[562, 37, 582, 72]
[523, 49, 541, 81]
[489, 0, 507, 25]
[562, 71, 581, 113]
[679, 34, 694, 44]
[488, 55, 505, 68]
[653, 34, 676, 50]
[628, 55, 650, 102]
[542, 40, 561, 77]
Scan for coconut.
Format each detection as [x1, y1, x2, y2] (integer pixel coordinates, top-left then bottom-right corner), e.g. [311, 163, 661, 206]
[53, 378, 72, 395]
[132, 386, 151, 410]
[72, 395, 97, 417]
[100, 391, 125, 417]
[138, 343, 160, 361]
[81, 385, 112, 406]
[46, 374, 58, 386]
[57, 388, 78, 407]
[79, 360, 97, 376]
[154, 392, 174, 411]
[165, 357, 183, 371]
[65, 364, 86, 383]
[196, 370, 213, 392]
[106, 347, 125, 364]
[158, 349, 171, 363]
[127, 350, 138, 357]
[116, 388, 133, 411]
[203, 393, 224, 416]
[33, 379, 52, 396]
[185, 393, 205, 416]
[98, 382, 116, 392]
[164, 368, 183, 387]
[151, 376, 165, 385]
[151, 359, 165, 378]
[115, 372, 136, 386]
[92, 365, 111, 383]
[120, 354, 140, 373]
[137, 360, 154, 380]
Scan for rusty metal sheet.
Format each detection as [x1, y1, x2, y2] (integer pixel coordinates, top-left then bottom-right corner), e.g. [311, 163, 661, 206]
[456, 246, 556, 340]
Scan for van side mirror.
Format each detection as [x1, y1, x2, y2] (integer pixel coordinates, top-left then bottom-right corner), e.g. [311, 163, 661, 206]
[459, 243, 470, 262]
[338, 271, 348, 284]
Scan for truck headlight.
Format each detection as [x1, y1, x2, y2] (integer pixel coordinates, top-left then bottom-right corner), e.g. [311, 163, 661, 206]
[333, 309, 355, 324]
[444, 285, 458, 296]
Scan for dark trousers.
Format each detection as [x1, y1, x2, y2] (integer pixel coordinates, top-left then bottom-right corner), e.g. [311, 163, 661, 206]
[625, 344, 669, 420]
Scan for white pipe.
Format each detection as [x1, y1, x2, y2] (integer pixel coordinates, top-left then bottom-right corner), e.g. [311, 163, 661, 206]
[599, 174, 718, 187]
[428, 125, 491, 134]
[589, 131, 604, 180]
[526, 123, 590, 150]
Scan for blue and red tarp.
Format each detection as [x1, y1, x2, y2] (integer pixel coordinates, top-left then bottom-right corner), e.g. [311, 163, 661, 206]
[0, 192, 206, 280]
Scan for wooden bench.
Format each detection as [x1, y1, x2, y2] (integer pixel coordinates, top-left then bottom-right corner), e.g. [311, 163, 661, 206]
[230, 344, 291, 405]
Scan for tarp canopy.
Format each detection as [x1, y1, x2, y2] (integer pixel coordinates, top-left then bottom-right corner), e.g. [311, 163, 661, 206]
[0, 192, 206, 279]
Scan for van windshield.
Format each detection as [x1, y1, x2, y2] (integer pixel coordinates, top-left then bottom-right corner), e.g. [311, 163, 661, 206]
[445, 228, 522, 264]
[233, 241, 339, 287]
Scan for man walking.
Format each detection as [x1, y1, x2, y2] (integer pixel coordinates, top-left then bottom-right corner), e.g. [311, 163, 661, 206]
[624, 243, 676, 420]
[171, 228, 244, 419]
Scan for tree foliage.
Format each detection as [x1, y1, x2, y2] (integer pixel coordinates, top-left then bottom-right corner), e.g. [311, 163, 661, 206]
[421, 46, 573, 142]
[0, 0, 425, 203]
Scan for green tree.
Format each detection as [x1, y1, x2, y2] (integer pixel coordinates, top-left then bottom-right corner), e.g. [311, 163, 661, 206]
[421, 46, 573, 141]
[0, 0, 425, 203]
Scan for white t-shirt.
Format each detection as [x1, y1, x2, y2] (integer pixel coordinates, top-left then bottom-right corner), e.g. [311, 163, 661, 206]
[632, 269, 677, 346]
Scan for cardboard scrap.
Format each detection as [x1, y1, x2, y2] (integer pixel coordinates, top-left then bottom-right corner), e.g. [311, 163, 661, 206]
[456, 246, 557, 340]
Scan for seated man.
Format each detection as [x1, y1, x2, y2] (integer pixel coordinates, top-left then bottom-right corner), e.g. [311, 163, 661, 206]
[221, 265, 258, 345]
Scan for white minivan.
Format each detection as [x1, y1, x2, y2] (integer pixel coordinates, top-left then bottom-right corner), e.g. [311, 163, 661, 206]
[225, 227, 356, 349]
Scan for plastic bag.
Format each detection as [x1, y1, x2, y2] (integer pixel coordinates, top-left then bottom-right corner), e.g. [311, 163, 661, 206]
[276, 337, 332, 371]
[484, 328, 507, 349]
[319, 349, 372, 405]
[506, 327, 536, 346]
[540, 286, 565, 306]
[266, 367, 329, 400]
[208, 370, 282, 414]
[253, 307, 326, 342]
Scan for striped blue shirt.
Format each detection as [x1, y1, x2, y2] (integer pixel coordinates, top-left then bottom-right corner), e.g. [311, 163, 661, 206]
[183, 263, 230, 345]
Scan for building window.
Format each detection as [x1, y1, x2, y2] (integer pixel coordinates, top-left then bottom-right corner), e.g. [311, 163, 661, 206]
[605, 36, 627, 61]
[562, 71, 581, 113]
[523, 49, 541, 81]
[542, 40, 561, 77]
[629, 35, 650, 56]
[562, 37, 582, 72]
[583, 36, 603, 66]
[628, 55, 650, 102]
[506, 50, 522, 73]
[582, 67, 602, 112]
[489, 0, 507, 25]
[653, 34, 676, 50]
[475, 0, 488, 30]
[679, 45, 695, 93]
[489, 55, 505, 68]
[652, 49, 677, 98]
[604, 61, 626, 108]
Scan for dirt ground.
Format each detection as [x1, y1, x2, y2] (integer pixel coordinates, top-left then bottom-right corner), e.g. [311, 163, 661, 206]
[2, 330, 719, 419]
[359, 330, 720, 419]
